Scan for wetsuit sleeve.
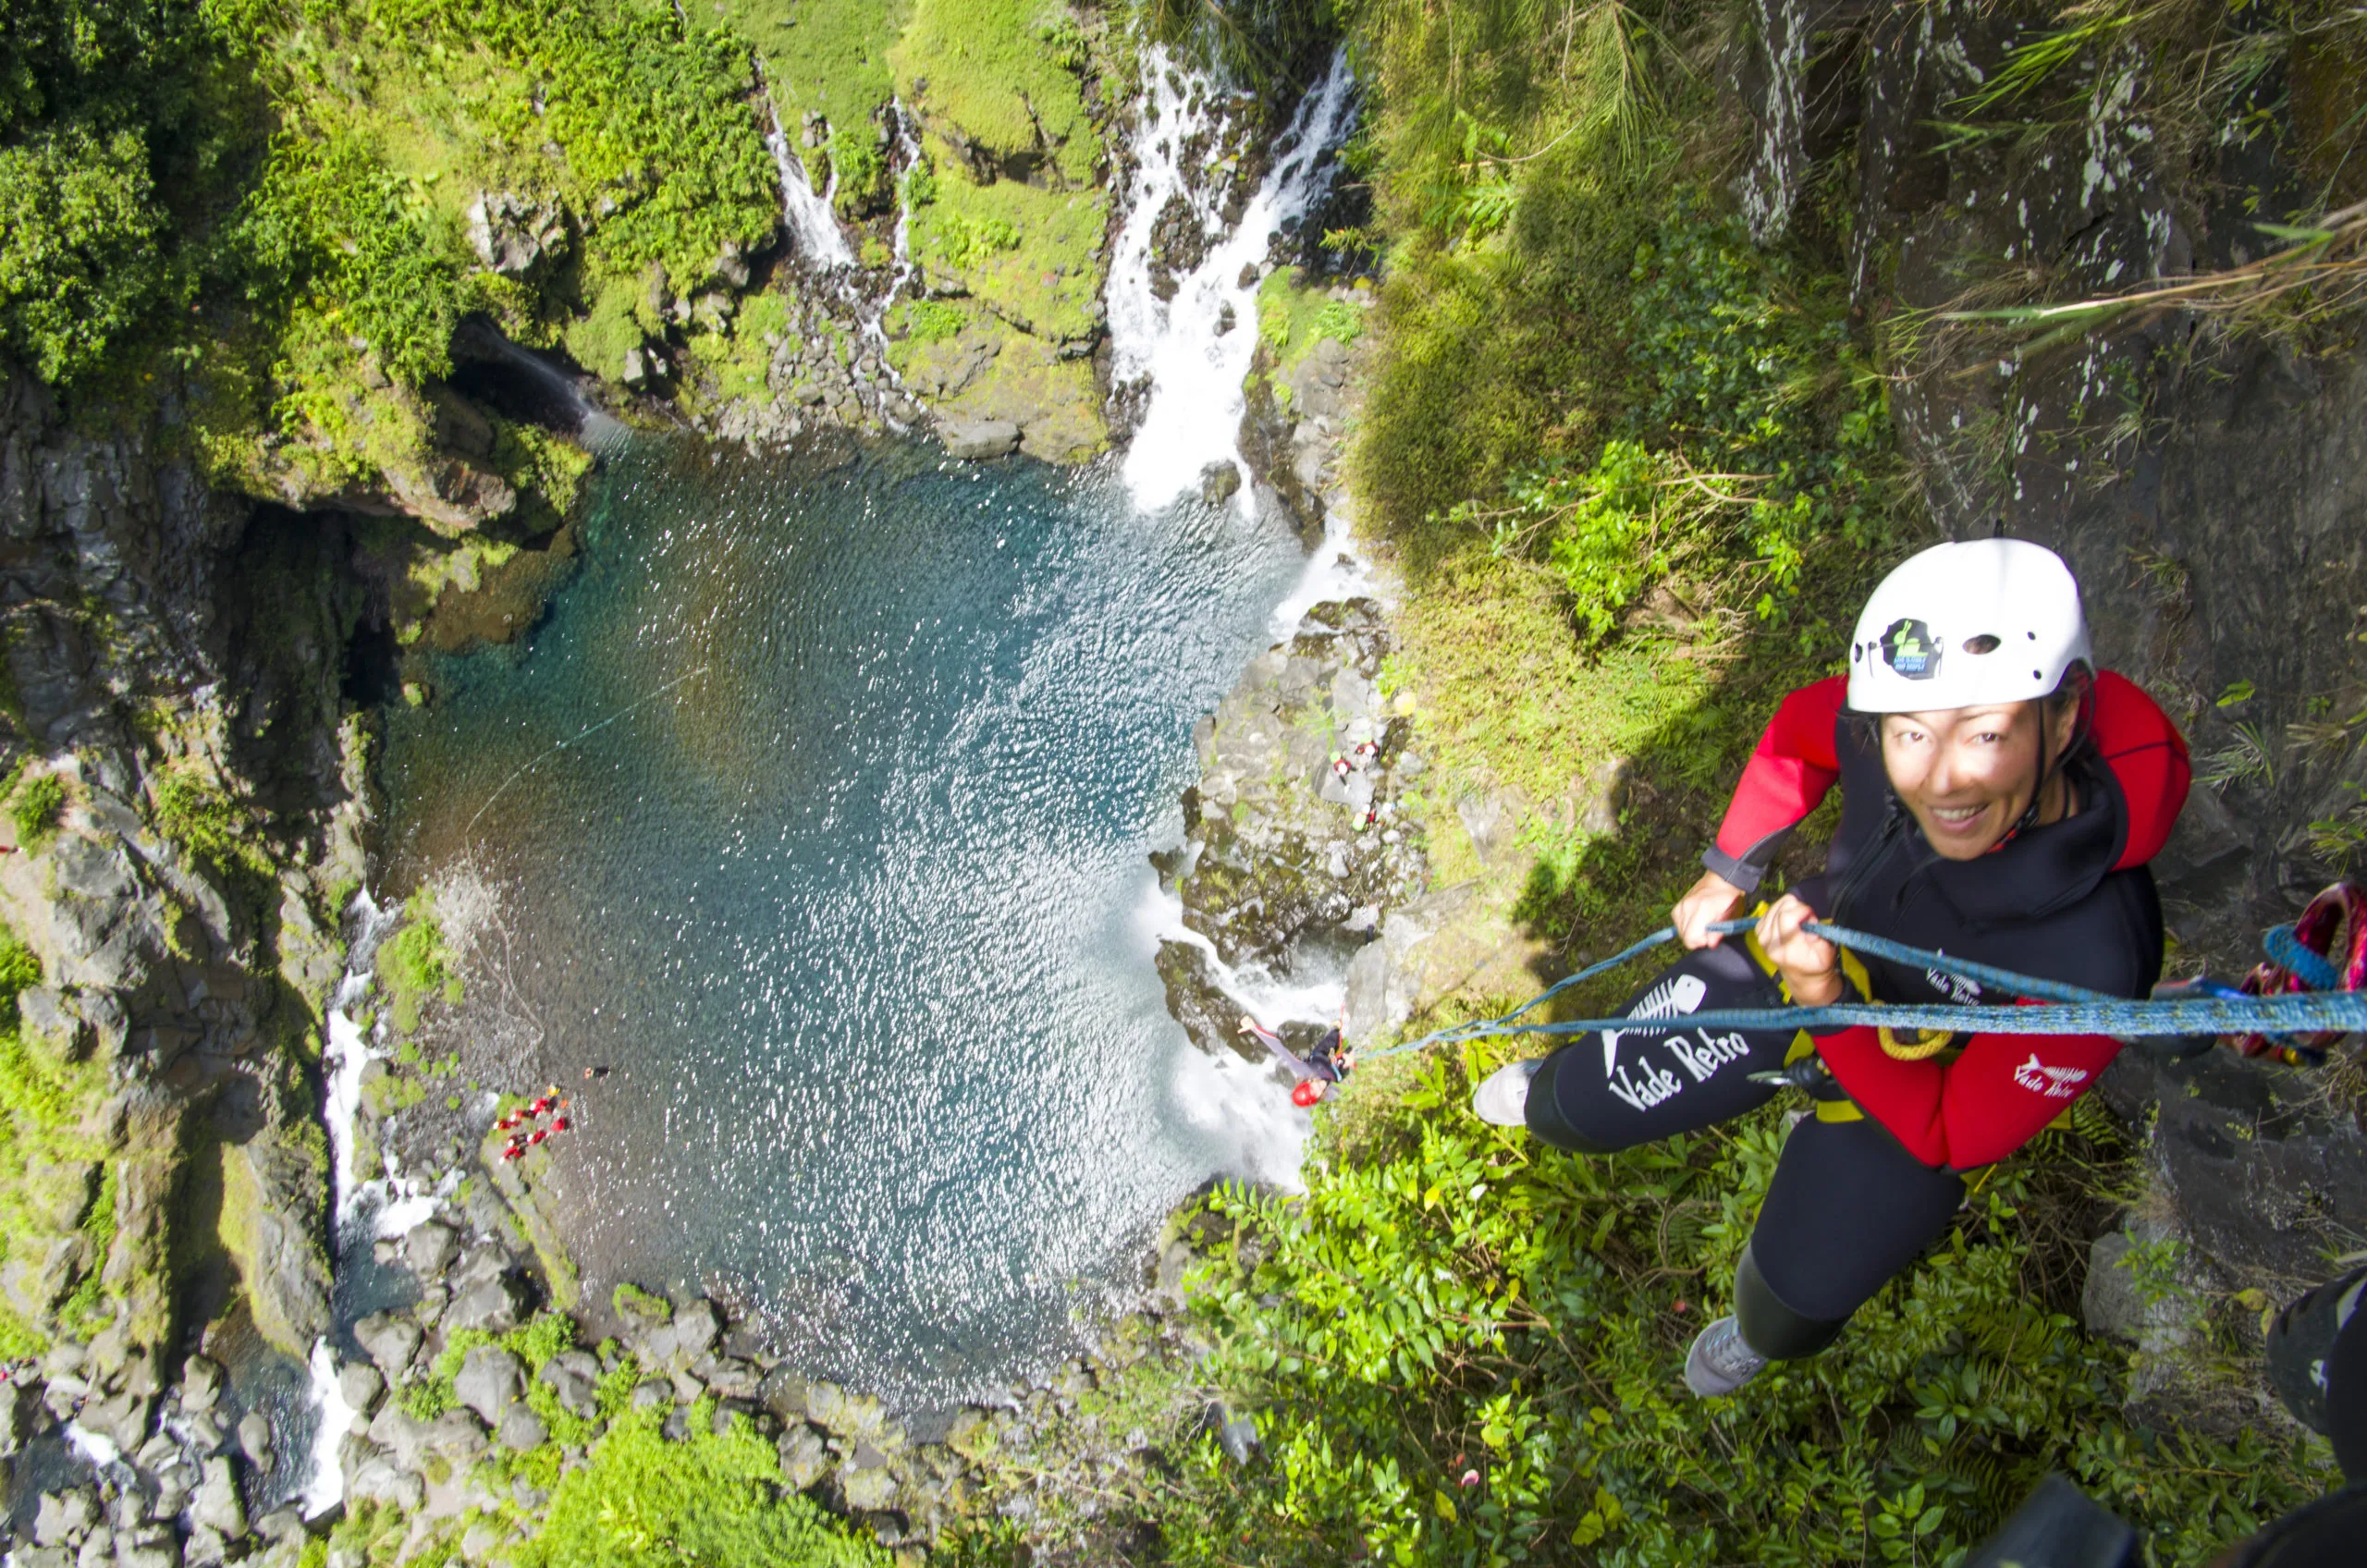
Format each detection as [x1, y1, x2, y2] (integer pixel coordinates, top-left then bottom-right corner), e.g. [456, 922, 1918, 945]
[1704, 676, 1848, 892]
[1811, 1009, 2119, 1170]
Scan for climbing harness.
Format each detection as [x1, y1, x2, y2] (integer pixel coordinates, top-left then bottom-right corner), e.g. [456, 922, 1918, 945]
[2229, 881, 2367, 1066]
[1357, 884, 2367, 1065]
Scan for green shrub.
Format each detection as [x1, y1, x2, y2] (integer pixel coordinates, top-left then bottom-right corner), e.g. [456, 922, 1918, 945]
[1158, 1061, 2336, 1567]
[10, 773, 65, 847]
[511, 1403, 891, 1568]
[0, 123, 169, 384]
[899, 298, 967, 344]
[152, 768, 266, 871]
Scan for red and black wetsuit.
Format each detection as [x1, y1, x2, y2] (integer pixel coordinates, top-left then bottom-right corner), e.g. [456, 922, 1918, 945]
[1524, 671, 2189, 1352]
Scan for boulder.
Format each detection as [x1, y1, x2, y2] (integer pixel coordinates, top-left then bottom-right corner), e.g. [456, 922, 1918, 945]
[938, 417, 1021, 460]
[349, 1456, 426, 1513]
[1199, 460, 1242, 506]
[238, 1409, 275, 1474]
[446, 1274, 528, 1334]
[337, 1362, 385, 1418]
[253, 1507, 307, 1546]
[354, 1313, 422, 1378]
[454, 1345, 525, 1427]
[114, 1526, 180, 1568]
[82, 1388, 153, 1451]
[539, 1351, 599, 1421]
[177, 1354, 223, 1413]
[697, 1355, 760, 1402]
[34, 1487, 97, 1544]
[497, 1405, 549, 1452]
[840, 1450, 898, 1511]
[192, 1455, 247, 1537]
[403, 1220, 459, 1279]
[14, 1549, 72, 1568]
[671, 1298, 721, 1362]
[778, 1423, 829, 1489]
[466, 192, 570, 276]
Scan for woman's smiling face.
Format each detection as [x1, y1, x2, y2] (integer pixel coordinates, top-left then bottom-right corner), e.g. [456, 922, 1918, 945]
[1878, 699, 2076, 859]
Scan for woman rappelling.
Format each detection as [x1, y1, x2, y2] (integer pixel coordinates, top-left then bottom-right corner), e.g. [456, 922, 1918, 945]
[1468, 537, 2192, 1397]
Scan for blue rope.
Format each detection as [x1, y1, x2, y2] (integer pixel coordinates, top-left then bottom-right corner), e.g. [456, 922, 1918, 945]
[2264, 923, 2344, 994]
[1358, 916, 2367, 1061]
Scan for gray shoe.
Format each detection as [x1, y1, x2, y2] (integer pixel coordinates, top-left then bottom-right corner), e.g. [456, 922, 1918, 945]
[1470, 1059, 1544, 1126]
[1683, 1316, 1768, 1398]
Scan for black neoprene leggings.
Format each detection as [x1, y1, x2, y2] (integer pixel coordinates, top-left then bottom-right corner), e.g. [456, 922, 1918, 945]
[1523, 942, 1967, 1357]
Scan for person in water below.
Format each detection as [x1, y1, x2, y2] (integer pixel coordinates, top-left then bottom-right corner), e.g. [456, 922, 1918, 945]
[1471, 538, 2191, 1397]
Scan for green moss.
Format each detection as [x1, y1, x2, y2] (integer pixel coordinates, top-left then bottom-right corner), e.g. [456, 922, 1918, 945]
[905, 159, 1106, 341]
[559, 271, 662, 384]
[717, 0, 910, 176]
[9, 772, 66, 847]
[152, 767, 270, 874]
[890, 0, 1098, 186]
[1256, 268, 1366, 373]
[380, 893, 460, 1035]
[612, 1280, 671, 1324]
[891, 298, 966, 345]
[685, 287, 793, 408]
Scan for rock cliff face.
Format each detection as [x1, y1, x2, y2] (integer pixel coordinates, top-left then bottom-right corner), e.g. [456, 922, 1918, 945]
[0, 370, 366, 1455]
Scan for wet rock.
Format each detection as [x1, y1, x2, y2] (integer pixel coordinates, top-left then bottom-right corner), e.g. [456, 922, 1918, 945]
[176, 1355, 223, 1413]
[2101, 1046, 2367, 1280]
[354, 1313, 422, 1378]
[779, 1423, 830, 1488]
[1199, 460, 1242, 506]
[697, 1355, 761, 1402]
[497, 1405, 549, 1452]
[337, 1362, 385, 1418]
[192, 1455, 247, 1537]
[403, 1220, 459, 1278]
[538, 1351, 598, 1420]
[237, 1408, 275, 1474]
[253, 1507, 307, 1547]
[938, 417, 1022, 460]
[454, 1344, 525, 1427]
[446, 1273, 529, 1334]
[82, 1388, 152, 1451]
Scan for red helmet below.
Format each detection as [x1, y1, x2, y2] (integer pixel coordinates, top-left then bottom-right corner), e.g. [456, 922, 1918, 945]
[1291, 1080, 1326, 1109]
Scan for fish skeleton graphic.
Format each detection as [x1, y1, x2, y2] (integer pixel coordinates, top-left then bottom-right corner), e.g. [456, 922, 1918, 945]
[1603, 973, 1710, 1077]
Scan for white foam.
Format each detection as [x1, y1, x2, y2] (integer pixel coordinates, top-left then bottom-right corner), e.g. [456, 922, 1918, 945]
[1109, 49, 1359, 514]
[1265, 495, 1385, 641]
[300, 1336, 352, 1519]
[1169, 1042, 1310, 1194]
[759, 59, 857, 272]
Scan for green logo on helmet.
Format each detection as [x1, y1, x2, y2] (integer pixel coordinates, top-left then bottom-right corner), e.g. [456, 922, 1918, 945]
[1880, 618, 1942, 680]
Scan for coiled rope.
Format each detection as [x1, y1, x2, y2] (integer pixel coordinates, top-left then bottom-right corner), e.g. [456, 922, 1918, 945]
[1357, 904, 2367, 1063]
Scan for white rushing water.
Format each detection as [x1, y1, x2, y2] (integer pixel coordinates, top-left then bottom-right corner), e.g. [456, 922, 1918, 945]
[758, 59, 858, 273]
[1109, 48, 1359, 514]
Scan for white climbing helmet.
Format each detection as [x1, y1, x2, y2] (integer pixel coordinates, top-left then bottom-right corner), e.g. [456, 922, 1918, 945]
[1846, 538, 2091, 714]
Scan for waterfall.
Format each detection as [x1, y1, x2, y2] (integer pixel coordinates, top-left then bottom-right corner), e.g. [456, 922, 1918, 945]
[1108, 48, 1359, 514]
[477, 336, 629, 451]
[759, 61, 858, 273]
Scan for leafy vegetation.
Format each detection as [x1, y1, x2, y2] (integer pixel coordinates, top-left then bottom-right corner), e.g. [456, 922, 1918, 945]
[512, 1403, 891, 1568]
[1149, 1067, 2333, 1565]
[0, 919, 113, 1354]
[9, 771, 66, 846]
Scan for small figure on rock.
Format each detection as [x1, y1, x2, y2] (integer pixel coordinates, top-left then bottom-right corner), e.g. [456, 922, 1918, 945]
[1353, 739, 1379, 766]
[583, 1065, 609, 1081]
[1239, 1013, 1355, 1106]
[528, 1126, 551, 1147]
[1331, 755, 1352, 781]
[551, 1114, 573, 1134]
[500, 1141, 526, 1162]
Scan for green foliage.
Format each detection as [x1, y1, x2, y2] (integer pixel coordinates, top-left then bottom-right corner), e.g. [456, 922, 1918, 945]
[612, 1280, 672, 1323]
[152, 767, 269, 873]
[10, 772, 66, 847]
[510, 1403, 892, 1568]
[891, 0, 1100, 186]
[931, 211, 1022, 271]
[897, 298, 968, 345]
[380, 894, 461, 1035]
[0, 122, 169, 383]
[1158, 1063, 2336, 1566]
